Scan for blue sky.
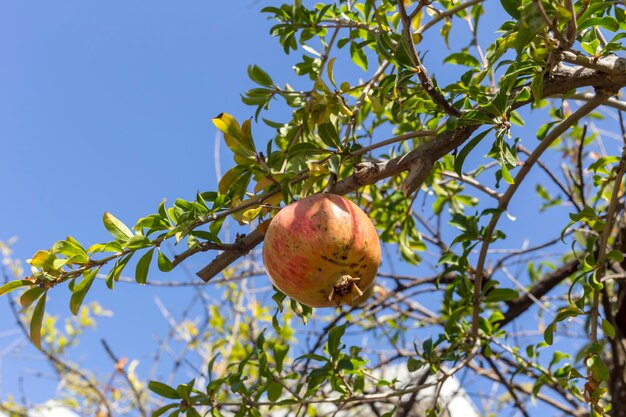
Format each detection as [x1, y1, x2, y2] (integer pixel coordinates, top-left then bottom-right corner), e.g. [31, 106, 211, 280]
[0, 0, 604, 412]
[0, 0, 298, 403]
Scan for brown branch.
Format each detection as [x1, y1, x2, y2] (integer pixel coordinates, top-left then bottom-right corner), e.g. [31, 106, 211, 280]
[559, 51, 626, 77]
[197, 229, 267, 282]
[172, 240, 244, 268]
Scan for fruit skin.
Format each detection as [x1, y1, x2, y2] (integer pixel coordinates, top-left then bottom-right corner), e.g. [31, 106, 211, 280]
[262, 193, 381, 308]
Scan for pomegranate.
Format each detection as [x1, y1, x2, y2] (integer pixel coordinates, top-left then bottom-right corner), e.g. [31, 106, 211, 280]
[262, 193, 381, 308]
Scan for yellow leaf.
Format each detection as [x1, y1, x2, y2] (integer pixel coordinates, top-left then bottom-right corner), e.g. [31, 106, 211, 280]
[212, 112, 241, 137]
[307, 161, 330, 175]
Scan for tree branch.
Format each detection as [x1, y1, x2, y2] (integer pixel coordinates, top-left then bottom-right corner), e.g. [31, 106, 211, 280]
[396, 0, 461, 117]
[471, 91, 613, 339]
[196, 58, 626, 282]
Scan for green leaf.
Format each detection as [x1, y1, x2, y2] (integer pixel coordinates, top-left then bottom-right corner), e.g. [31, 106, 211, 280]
[454, 129, 491, 176]
[19, 286, 46, 308]
[578, 16, 620, 33]
[248, 65, 274, 87]
[136, 249, 155, 285]
[30, 290, 47, 350]
[327, 324, 346, 357]
[70, 268, 99, 315]
[350, 41, 368, 71]
[186, 408, 202, 417]
[501, 164, 515, 184]
[287, 142, 330, 159]
[444, 51, 481, 67]
[581, 39, 600, 56]
[586, 355, 609, 381]
[407, 357, 423, 372]
[126, 235, 152, 250]
[606, 249, 624, 263]
[157, 249, 174, 272]
[148, 381, 181, 399]
[106, 253, 133, 289]
[0, 280, 34, 296]
[103, 212, 134, 241]
[544, 323, 555, 345]
[153, 404, 178, 417]
[602, 319, 616, 339]
[484, 288, 519, 303]
[267, 380, 283, 402]
[218, 165, 249, 195]
[318, 122, 341, 149]
[500, 0, 520, 19]
[52, 239, 89, 263]
[327, 56, 337, 89]
[273, 344, 290, 373]
[530, 70, 545, 102]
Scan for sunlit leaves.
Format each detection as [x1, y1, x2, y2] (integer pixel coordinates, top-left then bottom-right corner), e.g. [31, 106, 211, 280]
[70, 268, 99, 315]
[135, 249, 155, 285]
[30, 290, 47, 350]
[0, 279, 34, 296]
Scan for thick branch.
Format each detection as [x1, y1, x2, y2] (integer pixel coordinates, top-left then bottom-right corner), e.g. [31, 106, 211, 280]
[196, 229, 266, 282]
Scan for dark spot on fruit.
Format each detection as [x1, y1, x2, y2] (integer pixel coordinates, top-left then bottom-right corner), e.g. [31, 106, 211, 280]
[349, 263, 358, 268]
[318, 268, 322, 272]
[341, 256, 347, 260]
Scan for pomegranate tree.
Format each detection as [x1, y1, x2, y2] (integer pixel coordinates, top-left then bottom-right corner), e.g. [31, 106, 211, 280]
[262, 193, 381, 308]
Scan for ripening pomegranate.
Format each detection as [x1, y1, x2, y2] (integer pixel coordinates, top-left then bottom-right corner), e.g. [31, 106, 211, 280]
[262, 193, 381, 308]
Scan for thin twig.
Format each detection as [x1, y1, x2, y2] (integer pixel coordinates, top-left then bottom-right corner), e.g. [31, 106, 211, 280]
[350, 131, 436, 157]
[2, 266, 113, 416]
[484, 355, 531, 417]
[440, 170, 502, 199]
[415, 0, 485, 35]
[518, 145, 581, 211]
[101, 339, 148, 417]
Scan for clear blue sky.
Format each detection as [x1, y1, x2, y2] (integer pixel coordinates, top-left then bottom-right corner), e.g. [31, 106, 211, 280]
[0, 0, 592, 412]
[0, 0, 302, 403]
